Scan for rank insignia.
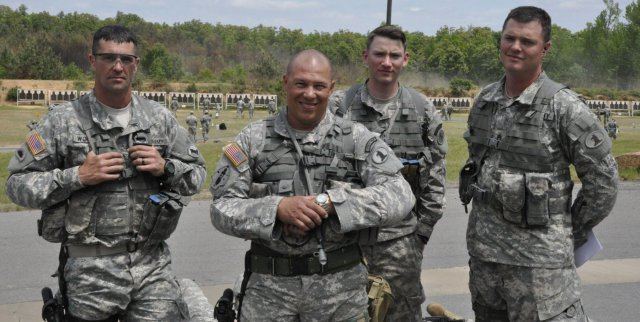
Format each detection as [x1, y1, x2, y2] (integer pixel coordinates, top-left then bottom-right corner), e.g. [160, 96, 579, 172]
[26, 132, 46, 156]
[224, 143, 249, 172]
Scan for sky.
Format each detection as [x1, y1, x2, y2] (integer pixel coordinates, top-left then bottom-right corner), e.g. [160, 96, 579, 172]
[2, 0, 636, 35]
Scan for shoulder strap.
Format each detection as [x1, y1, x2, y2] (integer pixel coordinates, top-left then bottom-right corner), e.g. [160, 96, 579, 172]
[337, 84, 363, 117]
[70, 95, 98, 152]
[405, 87, 426, 119]
[533, 78, 567, 106]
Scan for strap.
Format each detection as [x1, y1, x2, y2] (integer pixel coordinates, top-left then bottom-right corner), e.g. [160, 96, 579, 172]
[337, 84, 362, 117]
[248, 243, 361, 276]
[66, 241, 147, 257]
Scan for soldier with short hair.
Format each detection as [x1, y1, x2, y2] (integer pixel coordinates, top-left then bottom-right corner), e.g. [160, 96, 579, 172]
[460, 7, 618, 321]
[5, 25, 206, 321]
[186, 111, 198, 142]
[329, 24, 447, 322]
[210, 49, 414, 321]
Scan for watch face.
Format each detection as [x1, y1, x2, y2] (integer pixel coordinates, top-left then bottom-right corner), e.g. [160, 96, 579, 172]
[165, 161, 175, 175]
[315, 193, 328, 205]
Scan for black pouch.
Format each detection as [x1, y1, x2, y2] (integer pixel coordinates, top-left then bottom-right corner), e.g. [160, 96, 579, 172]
[38, 201, 68, 243]
[525, 173, 550, 227]
[459, 160, 479, 207]
[140, 192, 184, 242]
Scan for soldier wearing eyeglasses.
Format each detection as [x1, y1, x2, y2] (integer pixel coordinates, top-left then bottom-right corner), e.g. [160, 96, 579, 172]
[5, 25, 206, 321]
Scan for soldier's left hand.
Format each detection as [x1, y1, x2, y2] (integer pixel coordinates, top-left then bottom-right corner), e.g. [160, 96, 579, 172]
[129, 145, 165, 177]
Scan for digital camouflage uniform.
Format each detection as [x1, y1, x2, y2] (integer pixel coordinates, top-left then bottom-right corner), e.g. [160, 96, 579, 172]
[463, 72, 618, 322]
[248, 100, 255, 119]
[202, 97, 211, 112]
[236, 100, 245, 118]
[268, 99, 277, 115]
[329, 84, 447, 322]
[5, 91, 207, 320]
[186, 113, 198, 142]
[201, 113, 212, 141]
[210, 108, 415, 322]
[170, 99, 179, 115]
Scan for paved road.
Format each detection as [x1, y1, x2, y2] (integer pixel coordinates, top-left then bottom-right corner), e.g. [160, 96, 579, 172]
[1, 182, 639, 321]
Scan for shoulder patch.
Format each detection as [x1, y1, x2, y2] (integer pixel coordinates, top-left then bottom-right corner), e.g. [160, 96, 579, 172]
[212, 165, 231, 189]
[585, 130, 605, 149]
[188, 145, 199, 157]
[26, 131, 46, 157]
[224, 143, 249, 172]
[371, 146, 390, 164]
[365, 137, 378, 153]
[436, 126, 446, 146]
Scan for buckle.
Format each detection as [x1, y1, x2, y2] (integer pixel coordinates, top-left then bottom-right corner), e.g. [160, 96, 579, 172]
[487, 137, 500, 148]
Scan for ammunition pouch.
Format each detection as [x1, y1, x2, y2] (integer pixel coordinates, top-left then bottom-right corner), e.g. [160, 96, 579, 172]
[138, 191, 184, 244]
[38, 201, 68, 243]
[400, 158, 420, 190]
[367, 274, 393, 322]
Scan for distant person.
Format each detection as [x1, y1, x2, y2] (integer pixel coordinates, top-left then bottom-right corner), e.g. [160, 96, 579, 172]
[247, 98, 255, 119]
[236, 98, 245, 118]
[202, 96, 211, 111]
[460, 7, 618, 321]
[215, 101, 222, 118]
[186, 111, 198, 142]
[267, 98, 277, 115]
[607, 118, 618, 140]
[170, 98, 179, 115]
[201, 111, 212, 142]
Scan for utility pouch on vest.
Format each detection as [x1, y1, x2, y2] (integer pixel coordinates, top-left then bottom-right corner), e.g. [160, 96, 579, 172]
[65, 191, 98, 235]
[496, 172, 525, 225]
[459, 160, 479, 211]
[139, 192, 184, 243]
[525, 173, 550, 227]
[367, 274, 393, 322]
[38, 201, 68, 243]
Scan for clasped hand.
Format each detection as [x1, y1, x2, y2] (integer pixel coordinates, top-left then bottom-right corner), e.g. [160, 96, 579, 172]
[277, 196, 332, 237]
[79, 145, 165, 186]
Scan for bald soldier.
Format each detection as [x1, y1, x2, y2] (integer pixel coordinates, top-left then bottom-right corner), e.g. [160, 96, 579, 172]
[210, 50, 415, 321]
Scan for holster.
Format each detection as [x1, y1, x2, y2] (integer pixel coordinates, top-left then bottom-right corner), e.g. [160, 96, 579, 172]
[138, 191, 184, 245]
[459, 160, 479, 210]
[367, 274, 393, 322]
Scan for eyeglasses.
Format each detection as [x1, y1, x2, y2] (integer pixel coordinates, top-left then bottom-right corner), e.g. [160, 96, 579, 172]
[94, 53, 138, 66]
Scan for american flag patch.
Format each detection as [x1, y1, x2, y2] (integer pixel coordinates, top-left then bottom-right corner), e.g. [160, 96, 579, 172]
[26, 132, 46, 156]
[223, 143, 248, 169]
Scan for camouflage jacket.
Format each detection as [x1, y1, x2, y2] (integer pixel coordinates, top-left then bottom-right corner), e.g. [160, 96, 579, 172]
[6, 91, 206, 246]
[329, 84, 447, 241]
[210, 108, 415, 255]
[465, 72, 618, 268]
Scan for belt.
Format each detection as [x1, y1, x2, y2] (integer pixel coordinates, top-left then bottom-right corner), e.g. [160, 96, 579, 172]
[66, 241, 147, 258]
[247, 243, 362, 276]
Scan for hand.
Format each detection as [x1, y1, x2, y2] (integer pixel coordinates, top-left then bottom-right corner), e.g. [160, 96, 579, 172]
[129, 145, 166, 177]
[276, 196, 327, 232]
[78, 151, 124, 186]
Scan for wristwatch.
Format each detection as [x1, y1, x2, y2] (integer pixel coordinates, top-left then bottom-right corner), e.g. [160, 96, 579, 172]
[315, 193, 331, 212]
[163, 159, 175, 178]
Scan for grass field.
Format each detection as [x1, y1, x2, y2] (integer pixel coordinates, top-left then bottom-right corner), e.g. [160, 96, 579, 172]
[0, 104, 638, 210]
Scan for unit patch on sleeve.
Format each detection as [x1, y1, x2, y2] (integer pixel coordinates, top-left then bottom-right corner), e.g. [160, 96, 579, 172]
[224, 143, 249, 172]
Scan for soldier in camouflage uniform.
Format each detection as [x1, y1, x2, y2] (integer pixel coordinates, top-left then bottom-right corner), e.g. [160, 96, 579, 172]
[170, 98, 179, 115]
[186, 111, 198, 142]
[202, 95, 211, 112]
[268, 98, 277, 115]
[201, 111, 212, 142]
[329, 25, 447, 322]
[236, 98, 245, 119]
[247, 98, 255, 119]
[210, 50, 415, 321]
[461, 7, 618, 321]
[5, 25, 207, 321]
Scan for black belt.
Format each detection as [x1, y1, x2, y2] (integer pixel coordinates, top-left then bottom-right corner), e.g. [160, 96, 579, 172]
[66, 240, 148, 258]
[247, 243, 362, 276]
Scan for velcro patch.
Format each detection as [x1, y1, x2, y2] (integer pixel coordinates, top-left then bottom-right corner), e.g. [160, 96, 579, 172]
[224, 143, 249, 172]
[365, 137, 378, 153]
[26, 131, 46, 156]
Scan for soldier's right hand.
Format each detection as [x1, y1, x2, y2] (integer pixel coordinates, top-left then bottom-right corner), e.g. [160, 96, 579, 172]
[276, 196, 327, 232]
[78, 151, 125, 186]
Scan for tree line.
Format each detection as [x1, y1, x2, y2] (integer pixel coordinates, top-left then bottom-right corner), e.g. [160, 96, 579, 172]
[1, 1, 639, 99]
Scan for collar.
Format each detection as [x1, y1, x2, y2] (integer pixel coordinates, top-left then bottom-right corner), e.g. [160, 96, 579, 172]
[480, 71, 548, 106]
[274, 107, 335, 144]
[87, 91, 153, 133]
[359, 80, 402, 119]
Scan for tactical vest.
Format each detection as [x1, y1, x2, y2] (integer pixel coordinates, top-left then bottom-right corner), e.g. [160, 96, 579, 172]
[252, 117, 362, 196]
[337, 85, 426, 160]
[467, 78, 569, 174]
[64, 95, 163, 241]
